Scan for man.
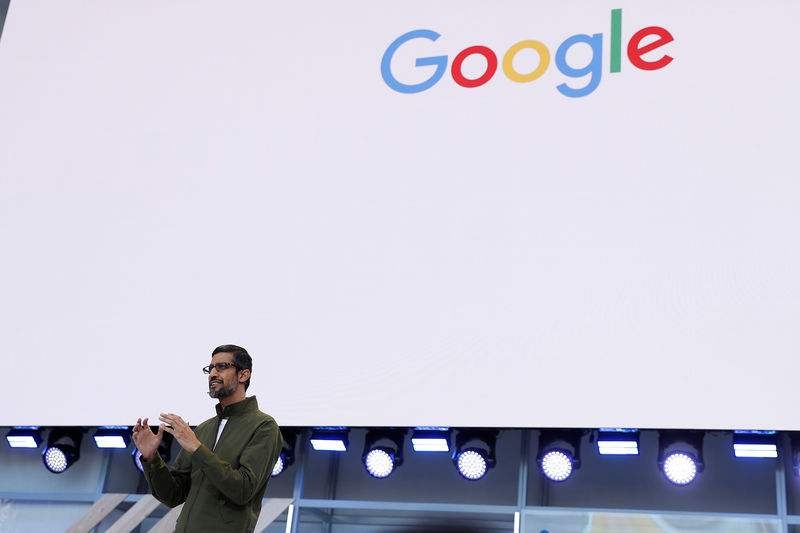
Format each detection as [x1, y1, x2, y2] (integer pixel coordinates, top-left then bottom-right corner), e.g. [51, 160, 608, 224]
[132, 345, 283, 533]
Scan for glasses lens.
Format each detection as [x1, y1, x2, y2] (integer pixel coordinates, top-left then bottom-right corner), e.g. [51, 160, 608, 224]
[203, 363, 237, 373]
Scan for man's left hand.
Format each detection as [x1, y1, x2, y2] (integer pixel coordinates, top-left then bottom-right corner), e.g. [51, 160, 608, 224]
[159, 413, 202, 453]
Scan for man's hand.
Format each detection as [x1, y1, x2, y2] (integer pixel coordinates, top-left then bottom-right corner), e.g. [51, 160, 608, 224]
[159, 413, 202, 454]
[132, 417, 163, 462]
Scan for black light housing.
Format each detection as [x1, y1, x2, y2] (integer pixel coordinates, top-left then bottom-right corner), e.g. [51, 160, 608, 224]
[452, 429, 498, 481]
[272, 429, 298, 477]
[658, 430, 704, 485]
[43, 428, 83, 473]
[537, 430, 583, 482]
[362, 428, 406, 479]
[789, 433, 800, 477]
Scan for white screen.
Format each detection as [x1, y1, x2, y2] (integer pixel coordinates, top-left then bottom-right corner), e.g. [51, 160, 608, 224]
[1, 1, 798, 429]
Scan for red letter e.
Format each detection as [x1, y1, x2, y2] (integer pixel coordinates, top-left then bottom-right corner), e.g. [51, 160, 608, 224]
[627, 26, 674, 71]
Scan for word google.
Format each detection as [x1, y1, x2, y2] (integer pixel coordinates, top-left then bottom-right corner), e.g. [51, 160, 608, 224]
[381, 9, 673, 97]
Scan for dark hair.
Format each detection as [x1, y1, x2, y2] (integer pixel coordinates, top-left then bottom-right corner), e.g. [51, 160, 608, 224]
[212, 344, 252, 391]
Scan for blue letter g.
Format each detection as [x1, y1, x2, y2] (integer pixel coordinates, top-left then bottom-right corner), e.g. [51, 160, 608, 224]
[381, 30, 448, 94]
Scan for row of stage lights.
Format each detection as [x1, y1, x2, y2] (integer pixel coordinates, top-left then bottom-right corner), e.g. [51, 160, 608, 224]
[4, 426, 784, 486]
[294, 428, 781, 486]
[6, 426, 175, 475]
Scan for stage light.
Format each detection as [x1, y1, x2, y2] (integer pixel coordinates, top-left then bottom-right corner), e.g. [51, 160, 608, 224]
[365, 448, 394, 478]
[132, 433, 173, 473]
[541, 450, 573, 481]
[133, 449, 144, 473]
[272, 429, 297, 477]
[94, 427, 131, 449]
[43, 428, 83, 474]
[733, 431, 777, 458]
[411, 428, 450, 452]
[272, 453, 286, 477]
[537, 430, 582, 482]
[658, 431, 704, 485]
[789, 433, 800, 477]
[663, 452, 697, 485]
[6, 427, 42, 448]
[452, 429, 498, 481]
[456, 449, 487, 480]
[310, 428, 348, 452]
[44, 447, 70, 473]
[597, 429, 639, 456]
[362, 429, 405, 479]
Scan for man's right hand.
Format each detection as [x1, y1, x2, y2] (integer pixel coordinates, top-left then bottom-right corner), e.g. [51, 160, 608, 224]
[132, 417, 164, 462]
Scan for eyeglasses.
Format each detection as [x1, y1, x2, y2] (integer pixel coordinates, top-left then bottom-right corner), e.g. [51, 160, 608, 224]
[202, 362, 241, 374]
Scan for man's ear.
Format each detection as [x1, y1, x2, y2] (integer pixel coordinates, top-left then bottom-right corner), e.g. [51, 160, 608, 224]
[239, 369, 251, 384]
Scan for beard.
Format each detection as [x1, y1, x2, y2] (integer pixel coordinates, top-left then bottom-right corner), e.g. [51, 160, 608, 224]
[208, 378, 238, 399]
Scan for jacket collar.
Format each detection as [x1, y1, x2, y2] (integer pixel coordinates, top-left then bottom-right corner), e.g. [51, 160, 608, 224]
[215, 395, 259, 419]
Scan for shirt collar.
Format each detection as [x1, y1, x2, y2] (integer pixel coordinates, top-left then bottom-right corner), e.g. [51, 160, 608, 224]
[215, 395, 258, 419]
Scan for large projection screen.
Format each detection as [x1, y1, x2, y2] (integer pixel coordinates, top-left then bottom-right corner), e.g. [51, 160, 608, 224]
[1, 1, 798, 429]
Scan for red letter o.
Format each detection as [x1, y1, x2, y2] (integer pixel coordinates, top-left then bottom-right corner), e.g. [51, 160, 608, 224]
[451, 46, 498, 88]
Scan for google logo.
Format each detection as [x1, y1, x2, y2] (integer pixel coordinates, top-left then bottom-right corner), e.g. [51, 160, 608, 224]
[381, 9, 673, 98]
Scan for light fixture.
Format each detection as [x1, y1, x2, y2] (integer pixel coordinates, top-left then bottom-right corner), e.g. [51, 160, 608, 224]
[6, 427, 42, 448]
[541, 450, 573, 481]
[789, 433, 800, 477]
[362, 429, 405, 479]
[132, 449, 145, 473]
[658, 431, 704, 485]
[94, 427, 131, 449]
[456, 449, 487, 480]
[272, 453, 286, 477]
[537, 430, 582, 482]
[597, 428, 639, 455]
[132, 432, 173, 473]
[733, 431, 777, 458]
[310, 428, 349, 452]
[43, 428, 83, 473]
[452, 429, 498, 481]
[272, 429, 297, 477]
[411, 427, 450, 452]
[663, 452, 696, 485]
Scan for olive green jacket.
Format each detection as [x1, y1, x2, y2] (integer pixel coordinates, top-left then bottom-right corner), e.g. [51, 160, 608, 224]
[141, 396, 282, 533]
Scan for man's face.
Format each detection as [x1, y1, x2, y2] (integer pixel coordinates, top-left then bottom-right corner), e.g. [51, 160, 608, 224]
[207, 352, 239, 399]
